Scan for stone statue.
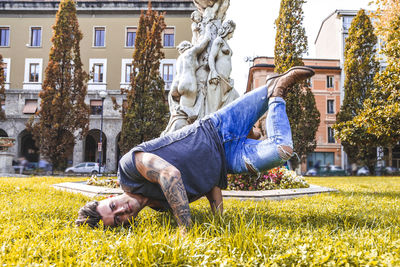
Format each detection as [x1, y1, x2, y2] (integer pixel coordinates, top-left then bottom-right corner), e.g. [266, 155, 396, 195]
[163, 31, 211, 134]
[206, 19, 238, 114]
[170, 34, 210, 109]
[163, 0, 238, 135]
[192, 0, 218, 12]
[193, 0, 229, 20]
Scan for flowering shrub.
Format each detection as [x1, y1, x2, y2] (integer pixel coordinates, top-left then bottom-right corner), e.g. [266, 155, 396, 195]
[227, 167, 309, 191]
[87, 168, 309, 191]
[87, 175, 119, 188]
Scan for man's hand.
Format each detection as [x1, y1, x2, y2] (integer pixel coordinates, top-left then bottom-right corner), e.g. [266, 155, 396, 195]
[135, 152, 192, 228]
[206, 186, 223, 215]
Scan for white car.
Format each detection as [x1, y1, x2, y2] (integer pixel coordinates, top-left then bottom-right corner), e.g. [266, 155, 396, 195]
[65, 162, 105, 174]
[357, 166, 370, 176]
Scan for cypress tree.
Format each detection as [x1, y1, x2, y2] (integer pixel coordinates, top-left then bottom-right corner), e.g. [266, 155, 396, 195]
[274, 0, 320, 169]
[334, 9, 379, 165]
[119, 1, 169, 154]
[335, 0, 400, 170]
[366, 0, 400, 166]
[0, 54, 5, 121]
[27, 0, 89, 170]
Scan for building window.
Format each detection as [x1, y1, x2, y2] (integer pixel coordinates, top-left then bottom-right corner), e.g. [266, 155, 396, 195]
[2, 62, 7, 83]
[327, 75, 334, 88]
[30, 27, 41, 47]
[162, 64, 173, 90]
[89, 59, 107, 90]
[126, 27, 137, 47]
[93, 64, 104, 82]
[23, 99, 38, 114]
[163, 28, 175, 47]
[125, 64, 133, 83]
[307, 152, 334, 170]
[29, 63, 40, 82]
[121, 59, 134, 87]
[94, 27, 105, 47]
[327, 100, 334, 114]
[90, 100, 103, 115]
[343, 16, 354, 31]
[0, 27, 10, 47]
[24, 58, 42, 89]
[328, 127, 335, 143]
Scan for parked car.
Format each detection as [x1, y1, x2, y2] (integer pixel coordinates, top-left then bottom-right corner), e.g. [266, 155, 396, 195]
[305, 168, 318, 176]
[385, 166, 399, 175]
[65, 162, 105, 174]
[357, 166, 370, 176]
[305, 165, 346, 176]
[375, 166, 399, 175]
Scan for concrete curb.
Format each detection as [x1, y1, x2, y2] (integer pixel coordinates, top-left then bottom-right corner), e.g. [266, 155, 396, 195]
[52, 181, 338, 200]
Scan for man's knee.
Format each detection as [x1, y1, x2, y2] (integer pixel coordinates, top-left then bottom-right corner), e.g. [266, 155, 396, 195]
[277, 145, 293, 161]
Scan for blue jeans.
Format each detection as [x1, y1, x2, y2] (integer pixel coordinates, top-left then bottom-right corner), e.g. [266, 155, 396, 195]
[209, 85, 293, 174]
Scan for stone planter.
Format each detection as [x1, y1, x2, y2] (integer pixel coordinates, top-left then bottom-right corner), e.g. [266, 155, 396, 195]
[0, 151, 15, 174]
[52, 181, 338, 200]
[0, 137, 16, 174]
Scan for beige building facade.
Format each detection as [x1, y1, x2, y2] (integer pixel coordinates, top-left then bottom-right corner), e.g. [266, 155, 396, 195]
[0, 0, 195, 172]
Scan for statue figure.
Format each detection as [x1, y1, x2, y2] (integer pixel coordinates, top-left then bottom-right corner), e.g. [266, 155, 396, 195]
[193, 0, 229, 21]
[215, 0, 230, 21]
[192, 0, 218, 12]
[206, 19, 239, 114]
[191, 11, 204, 45]
[163, 32, 211, 135]
[170, 32, 211, 109]
[163, 0, 237, 134]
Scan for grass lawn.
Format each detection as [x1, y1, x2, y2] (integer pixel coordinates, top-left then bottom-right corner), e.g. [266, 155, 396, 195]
[0, 176, 399, 265]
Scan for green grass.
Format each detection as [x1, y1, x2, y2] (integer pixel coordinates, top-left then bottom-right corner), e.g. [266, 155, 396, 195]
[0, 176, 399, 266]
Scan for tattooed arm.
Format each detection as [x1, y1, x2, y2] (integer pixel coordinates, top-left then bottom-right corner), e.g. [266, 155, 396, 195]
[135, 152, 192, 228]
[206, 186, 223, 214]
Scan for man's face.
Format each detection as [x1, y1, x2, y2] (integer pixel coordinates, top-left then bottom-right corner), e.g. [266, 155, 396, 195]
[96, 193, 141, 227]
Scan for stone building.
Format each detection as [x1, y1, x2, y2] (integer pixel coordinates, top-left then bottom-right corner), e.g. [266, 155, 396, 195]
[0, 0, 195, 172]
[246, 57, 342, 173]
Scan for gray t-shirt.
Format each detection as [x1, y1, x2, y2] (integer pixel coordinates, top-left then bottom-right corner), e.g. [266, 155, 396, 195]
[118, 118, 227, 210]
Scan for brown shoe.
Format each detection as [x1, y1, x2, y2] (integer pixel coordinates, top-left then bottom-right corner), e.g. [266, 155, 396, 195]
[266, 66, 315, 98]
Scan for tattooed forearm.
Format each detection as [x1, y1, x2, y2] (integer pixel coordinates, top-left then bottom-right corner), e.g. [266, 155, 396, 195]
[159, 174, 192, 228]
[138, 153, 192, 228]
[146, 170, 160, 183]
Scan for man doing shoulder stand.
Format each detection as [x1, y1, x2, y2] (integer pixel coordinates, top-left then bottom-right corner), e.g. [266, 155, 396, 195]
[76, 66, 315, 229]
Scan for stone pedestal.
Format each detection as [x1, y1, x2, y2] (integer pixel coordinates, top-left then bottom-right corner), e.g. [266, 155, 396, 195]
[0, 151, 15, 174]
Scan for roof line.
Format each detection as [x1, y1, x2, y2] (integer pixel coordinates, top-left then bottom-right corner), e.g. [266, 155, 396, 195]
[252, 63, 341, 70]
[314, 9, 361, 44]
[314, 10, 338, 45]
[252, 56, 340, 62]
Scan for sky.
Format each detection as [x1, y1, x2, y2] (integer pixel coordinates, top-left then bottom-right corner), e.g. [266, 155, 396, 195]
[225, 0, 375, 94]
